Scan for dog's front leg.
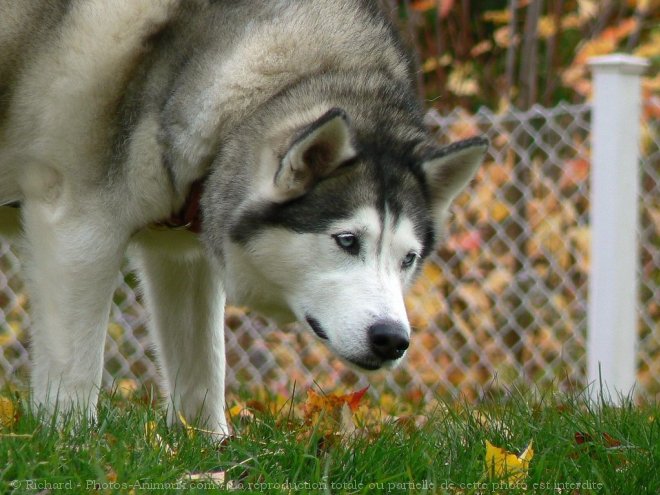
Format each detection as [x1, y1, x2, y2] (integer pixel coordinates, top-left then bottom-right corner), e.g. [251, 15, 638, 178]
[132, 245, 228, 436]
[22, 201, 128, 422]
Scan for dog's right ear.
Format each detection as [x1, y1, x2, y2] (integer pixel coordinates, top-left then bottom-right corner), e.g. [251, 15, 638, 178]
[273, 108, 356, 201]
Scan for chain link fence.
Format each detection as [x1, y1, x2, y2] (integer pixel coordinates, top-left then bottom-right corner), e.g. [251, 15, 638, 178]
[1, 101, 658, 402]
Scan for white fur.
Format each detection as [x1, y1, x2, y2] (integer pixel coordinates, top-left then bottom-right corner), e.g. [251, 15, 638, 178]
[129, 231, 228, 435]
[0, 0, 185, 424]
[0, 0, 485, 433]
[23, 194, 128, 418]
[233, 207, 422, 369]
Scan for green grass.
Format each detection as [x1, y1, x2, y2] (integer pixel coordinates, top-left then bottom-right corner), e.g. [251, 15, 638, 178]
[0, 388, 658, 494]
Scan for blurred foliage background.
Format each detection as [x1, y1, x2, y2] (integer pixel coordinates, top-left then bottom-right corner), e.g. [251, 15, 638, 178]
[388, 0, 658, 110]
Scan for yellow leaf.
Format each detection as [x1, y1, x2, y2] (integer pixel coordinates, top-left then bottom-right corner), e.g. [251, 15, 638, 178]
[116, 378, 139, 399]
[107, 323, 124, 340]
[176, 411, 229, 438]
[574, 37, 617, 65]
[537, 16, 558, 39]
[0, 333, 14, 347]
[228, 404, 244, 417]
[447, 63, 479, 96]
[578, 0, 599, 20]
[491, 201, 510, 222]
[484, 269, 512, 295]
[8, 320, 23, 339]
[483, 9, 511, 24]
[635, 32, 660, 58]
[422, 54, 453, 73]
[145, 420, 176, 456]
[0, 396, 17, 429]
[144, 420, 157, 444]
[485, 440, 534, 482]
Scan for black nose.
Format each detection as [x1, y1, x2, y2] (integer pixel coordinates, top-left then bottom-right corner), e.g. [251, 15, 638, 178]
[368, 321, 409, 361]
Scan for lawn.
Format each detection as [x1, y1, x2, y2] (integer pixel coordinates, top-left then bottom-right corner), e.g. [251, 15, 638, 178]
[0, 385, 658, 494]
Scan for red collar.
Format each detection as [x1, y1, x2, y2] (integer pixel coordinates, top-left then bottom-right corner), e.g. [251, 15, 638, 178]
[154, 179, 204, 233]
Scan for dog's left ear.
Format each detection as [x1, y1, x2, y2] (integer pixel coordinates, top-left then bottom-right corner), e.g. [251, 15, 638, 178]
[421, 136, 488, 222]
[274, 108, 356, 201]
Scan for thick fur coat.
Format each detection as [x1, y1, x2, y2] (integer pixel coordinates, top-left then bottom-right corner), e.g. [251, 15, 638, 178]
[0, 0, 487, 434]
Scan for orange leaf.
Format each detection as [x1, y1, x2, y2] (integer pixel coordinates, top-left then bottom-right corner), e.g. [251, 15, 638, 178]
[575, 431, 622, 448]
[574, 431, 592, 444]
[344, 385, 370, 411]
[302, 386, 370, 439]
[304, 386, 370, 419]
[602, 432, 622, 448]
[411, 0, 455, 15]
[600, 18, 637, 44]
[560, 158, 590, 189]
[411, 0, 436, 12]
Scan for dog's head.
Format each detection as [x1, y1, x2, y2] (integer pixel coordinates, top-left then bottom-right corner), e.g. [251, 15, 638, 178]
[203, 107, 487, 370]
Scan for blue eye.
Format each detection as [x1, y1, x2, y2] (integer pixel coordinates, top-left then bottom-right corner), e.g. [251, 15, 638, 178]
[333, 233, 360, 255]
[402, 251, 418, 269]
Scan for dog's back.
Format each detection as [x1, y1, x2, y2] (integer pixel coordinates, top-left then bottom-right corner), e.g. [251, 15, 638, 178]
[0, 0, 412, 206]
[0, 0, 181, 205]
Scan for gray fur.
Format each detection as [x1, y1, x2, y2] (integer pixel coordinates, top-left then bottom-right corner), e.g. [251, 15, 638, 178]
[0, 0, 487, 431]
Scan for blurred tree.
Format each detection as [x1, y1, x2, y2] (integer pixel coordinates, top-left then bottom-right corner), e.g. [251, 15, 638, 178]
[387, 0, 658, 112]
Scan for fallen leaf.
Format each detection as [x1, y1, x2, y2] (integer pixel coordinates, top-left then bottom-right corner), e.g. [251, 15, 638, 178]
[145, 420, 176, 456]
[485, 440, 534, 482]
[575, 431, 622, 448]
[116, 378, 139, 399]
[227, 403, 255, 423]
[572, 431, 631, 469]
[176, 411, 230, 440]
[560, 158, 590, 189]
[107, 323, 124, 340]
[304, 386, 369, 418]
[491, 201, 510, 222]
[187, 471, 226, 485]
[106, 468, 118, 483]
[449, 230, 482, 252]
[302, 386, 369, 438]
[0, 396, 18, 429]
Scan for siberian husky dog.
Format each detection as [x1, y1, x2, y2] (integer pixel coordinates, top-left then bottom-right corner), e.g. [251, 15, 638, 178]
[0, 0, 487, 434]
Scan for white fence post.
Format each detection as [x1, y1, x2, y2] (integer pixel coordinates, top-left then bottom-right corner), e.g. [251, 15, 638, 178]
[587, 54, 648, 403]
